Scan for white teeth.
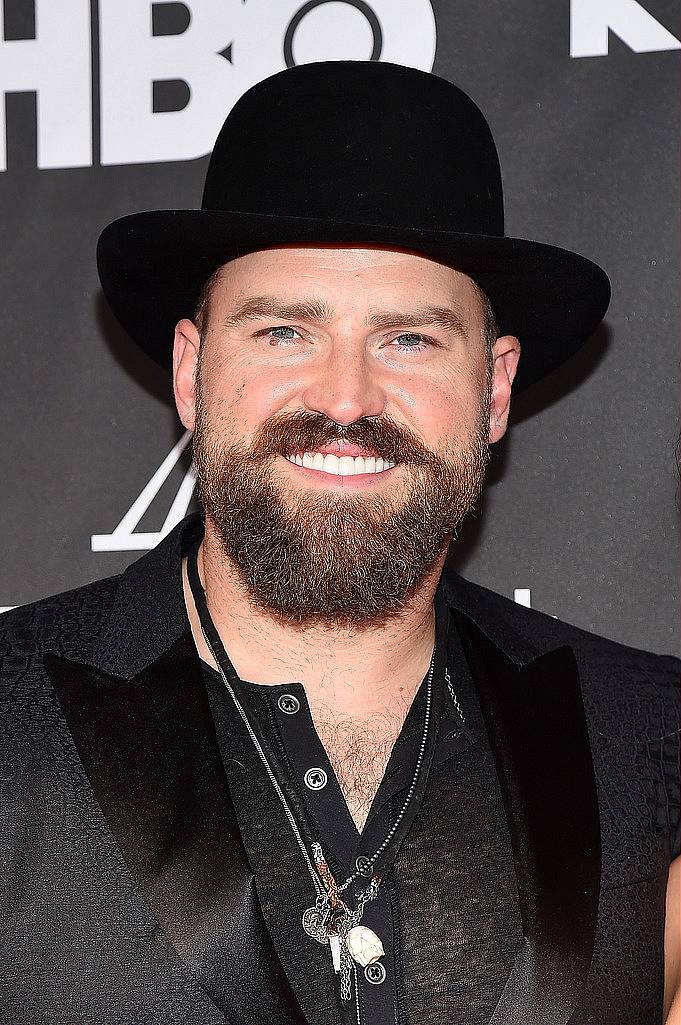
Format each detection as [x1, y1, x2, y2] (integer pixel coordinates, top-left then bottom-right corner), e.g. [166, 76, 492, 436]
[284, 452, 396, 476]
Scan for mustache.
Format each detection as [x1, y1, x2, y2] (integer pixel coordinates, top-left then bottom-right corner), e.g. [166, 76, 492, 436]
[250, 410, 437, 466]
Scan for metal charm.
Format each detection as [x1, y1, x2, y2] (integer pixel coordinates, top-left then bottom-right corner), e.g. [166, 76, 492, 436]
[302, 905, 329, 944]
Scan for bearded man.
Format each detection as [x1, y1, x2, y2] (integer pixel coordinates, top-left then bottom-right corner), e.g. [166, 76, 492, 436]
[1, 61, 679, 1025]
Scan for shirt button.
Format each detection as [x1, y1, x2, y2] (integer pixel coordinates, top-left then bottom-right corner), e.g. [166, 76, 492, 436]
[364, 963, 386, 985]
[355, 856, 373, 877]
[278, 693, 300, 715]
[304, 767, 328, 791]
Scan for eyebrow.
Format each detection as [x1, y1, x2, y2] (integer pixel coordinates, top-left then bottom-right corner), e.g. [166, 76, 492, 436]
[225, 296, 334, 326]
[224, 296, 469, 336]
[367, 305, 468, 335]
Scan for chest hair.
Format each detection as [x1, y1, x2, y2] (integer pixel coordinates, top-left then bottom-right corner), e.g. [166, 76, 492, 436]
[312, 707, 408, 833]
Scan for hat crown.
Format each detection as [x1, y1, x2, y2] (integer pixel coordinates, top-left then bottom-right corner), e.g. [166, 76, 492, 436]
[202, 61, 504, 236]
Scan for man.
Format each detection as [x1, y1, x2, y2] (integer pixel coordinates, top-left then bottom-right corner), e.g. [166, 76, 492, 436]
[1, 61, 679, 1025]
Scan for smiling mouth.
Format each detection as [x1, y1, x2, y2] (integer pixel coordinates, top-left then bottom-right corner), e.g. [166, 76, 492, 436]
[284, 451, 397, 477]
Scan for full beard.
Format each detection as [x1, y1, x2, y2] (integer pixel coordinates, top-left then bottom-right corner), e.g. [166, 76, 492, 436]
[192, 400, 490, 628]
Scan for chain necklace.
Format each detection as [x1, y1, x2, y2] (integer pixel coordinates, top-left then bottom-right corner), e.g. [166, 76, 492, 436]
[187, 543, 464, 1009]
[301, 647, 436, 1001]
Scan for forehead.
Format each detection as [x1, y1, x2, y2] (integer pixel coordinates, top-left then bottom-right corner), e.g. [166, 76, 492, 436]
[207, 244, 484, 311]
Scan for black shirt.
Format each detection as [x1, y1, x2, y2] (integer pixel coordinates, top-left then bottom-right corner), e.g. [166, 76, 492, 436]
[190, 544, 524, 1024]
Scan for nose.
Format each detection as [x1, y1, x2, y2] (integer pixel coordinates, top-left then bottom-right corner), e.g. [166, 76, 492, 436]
[301, 342, 386, 426]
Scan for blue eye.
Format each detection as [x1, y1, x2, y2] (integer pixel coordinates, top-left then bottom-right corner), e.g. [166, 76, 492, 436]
[393, 332, 428, 350]
[266, 325, 300, 345]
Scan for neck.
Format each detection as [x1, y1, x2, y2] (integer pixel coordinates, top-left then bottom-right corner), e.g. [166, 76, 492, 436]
[183, 523, 446, 720]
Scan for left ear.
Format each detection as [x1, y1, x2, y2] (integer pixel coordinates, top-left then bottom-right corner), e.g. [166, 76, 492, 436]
[488, 335, 521, 443]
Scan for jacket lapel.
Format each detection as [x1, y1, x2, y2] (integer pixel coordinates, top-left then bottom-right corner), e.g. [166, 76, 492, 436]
[453, 611, 601, 1025]
[44, 634, 306, 1025]
[202, 670, 343, 1025]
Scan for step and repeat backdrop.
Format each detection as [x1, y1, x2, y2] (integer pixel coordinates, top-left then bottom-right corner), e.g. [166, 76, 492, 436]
[0, 0, 679, 654]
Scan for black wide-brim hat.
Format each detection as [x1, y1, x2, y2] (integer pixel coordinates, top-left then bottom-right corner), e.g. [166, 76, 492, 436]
[97, 60, 610, 393]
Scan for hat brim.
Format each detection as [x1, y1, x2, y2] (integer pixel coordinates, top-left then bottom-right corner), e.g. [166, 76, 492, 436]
[97, 209, 610, 393]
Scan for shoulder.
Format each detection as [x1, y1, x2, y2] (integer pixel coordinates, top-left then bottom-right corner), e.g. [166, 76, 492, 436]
[0, 571, 122, 682]
[447, 568, 679, 672]
[445, 570, 680, 736]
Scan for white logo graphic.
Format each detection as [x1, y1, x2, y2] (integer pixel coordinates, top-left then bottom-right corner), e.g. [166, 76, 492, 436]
[91, 430, 196, 552]
[0, 1, 92, 171]
[571, 0, 681, 57]
[1, 0, 436, 171]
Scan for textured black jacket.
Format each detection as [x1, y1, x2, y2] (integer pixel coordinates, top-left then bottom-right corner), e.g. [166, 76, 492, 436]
[1, 512, 679, 1024]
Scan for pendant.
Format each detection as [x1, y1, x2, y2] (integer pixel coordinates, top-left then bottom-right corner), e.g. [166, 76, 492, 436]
[345, 925, 385, 967]
[303, 903, 349, 975]
[302, 905, 330, 944]
[329, 934, 342, 973]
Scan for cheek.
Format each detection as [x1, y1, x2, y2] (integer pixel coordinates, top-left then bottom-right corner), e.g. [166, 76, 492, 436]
[390, 368, 488, 450]
[202, 354, 302, 433]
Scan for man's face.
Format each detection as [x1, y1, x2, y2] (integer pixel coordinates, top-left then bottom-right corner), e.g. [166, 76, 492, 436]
[174, 245, 519, 626]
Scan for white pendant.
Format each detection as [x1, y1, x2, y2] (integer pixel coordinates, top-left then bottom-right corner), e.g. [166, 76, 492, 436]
[345, 926, 385, 967]
[329, 934, 342, 973]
